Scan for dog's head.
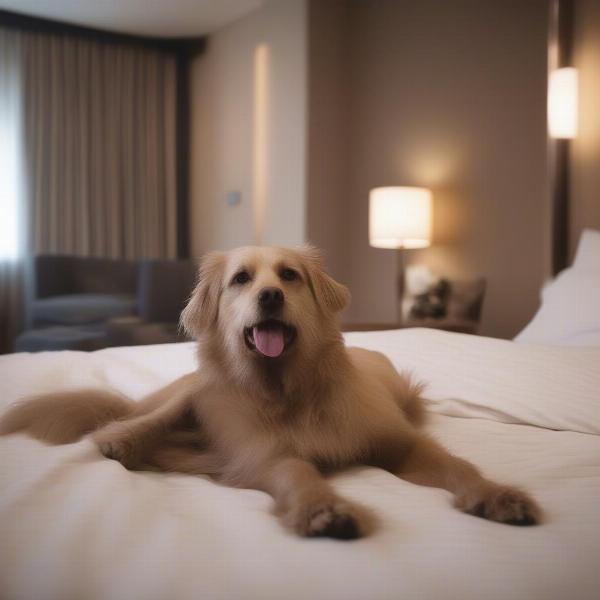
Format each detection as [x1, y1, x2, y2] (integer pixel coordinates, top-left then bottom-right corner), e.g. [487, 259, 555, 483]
[181, 246, 349, 367]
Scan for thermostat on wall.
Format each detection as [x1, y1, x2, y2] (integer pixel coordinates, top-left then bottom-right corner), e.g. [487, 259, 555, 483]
[226, 191, 241, 206]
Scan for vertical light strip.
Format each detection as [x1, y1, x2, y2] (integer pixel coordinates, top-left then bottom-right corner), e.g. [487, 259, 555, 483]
[253, 43, 270, 245]
[548, 67, 578, 139]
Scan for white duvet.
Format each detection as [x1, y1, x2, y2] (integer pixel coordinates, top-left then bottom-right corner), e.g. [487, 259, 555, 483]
[1, 329, 599, 600]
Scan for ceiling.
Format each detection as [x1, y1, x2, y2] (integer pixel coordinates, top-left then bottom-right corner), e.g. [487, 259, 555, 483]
[0, 0, 265, 38]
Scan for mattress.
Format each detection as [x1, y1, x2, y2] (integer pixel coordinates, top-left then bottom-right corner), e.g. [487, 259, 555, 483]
[1, 328, 599, 600]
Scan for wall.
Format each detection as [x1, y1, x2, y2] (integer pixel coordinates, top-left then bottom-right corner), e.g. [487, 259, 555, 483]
[338, 0, 550, 338]
[192, 0, 552, 339]
[571, 0, 600, 257]
[189, 0, 307, 257]
[305, 0, 348, 281]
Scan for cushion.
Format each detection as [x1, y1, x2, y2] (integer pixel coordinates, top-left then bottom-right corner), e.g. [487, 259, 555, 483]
[32, 293, 136, 326]
[446, 278, 486, 321]
[14, 326, 108, 352]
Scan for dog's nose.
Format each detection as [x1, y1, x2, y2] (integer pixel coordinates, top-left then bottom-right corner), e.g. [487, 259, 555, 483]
[258, 287, 284, 311]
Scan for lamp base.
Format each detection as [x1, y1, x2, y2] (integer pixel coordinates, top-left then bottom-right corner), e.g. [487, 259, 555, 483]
[396, 248, 404, 325]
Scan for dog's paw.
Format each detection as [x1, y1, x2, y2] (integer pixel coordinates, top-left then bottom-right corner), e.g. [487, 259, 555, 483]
[93, 425, 141, 469]
[455, 484, 541, 526]
[284, 495, 375, 540]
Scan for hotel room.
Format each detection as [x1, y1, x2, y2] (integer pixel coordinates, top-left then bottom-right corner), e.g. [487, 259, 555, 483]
[0, 1, 599, 599]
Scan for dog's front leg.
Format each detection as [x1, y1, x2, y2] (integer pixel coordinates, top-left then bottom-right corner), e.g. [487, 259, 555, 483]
[254, 457, 375, 540]
[93, 389, 193, 469]
[389, 433, 542, 526]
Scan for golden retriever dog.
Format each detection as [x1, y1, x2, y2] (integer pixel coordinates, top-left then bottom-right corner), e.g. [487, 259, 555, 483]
[0, 246, 541, 539]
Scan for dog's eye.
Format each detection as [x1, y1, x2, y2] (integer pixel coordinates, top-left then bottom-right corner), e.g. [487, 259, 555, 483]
[280, 268, 298, 282]
[232, 271, 251, 285]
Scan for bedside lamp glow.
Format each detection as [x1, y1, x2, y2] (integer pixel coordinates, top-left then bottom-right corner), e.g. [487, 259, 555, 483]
[548, 67, 578, 139]
[369, 187, 432, 249]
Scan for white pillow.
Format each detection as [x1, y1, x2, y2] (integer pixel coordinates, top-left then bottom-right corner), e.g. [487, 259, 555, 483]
[573, 228, 600, 272]
[515, 228, 600, 346]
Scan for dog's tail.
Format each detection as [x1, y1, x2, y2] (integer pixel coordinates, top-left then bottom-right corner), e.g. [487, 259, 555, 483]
[396, 375, 427, 427]
[0, 390, 135, 444]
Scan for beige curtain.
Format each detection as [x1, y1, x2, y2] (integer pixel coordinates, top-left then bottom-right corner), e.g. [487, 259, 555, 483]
[23, 32, 178, 259]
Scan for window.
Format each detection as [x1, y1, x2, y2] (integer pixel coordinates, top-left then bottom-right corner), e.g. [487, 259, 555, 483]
[0, 32, 22, 261]
[0, 115, 21, 260]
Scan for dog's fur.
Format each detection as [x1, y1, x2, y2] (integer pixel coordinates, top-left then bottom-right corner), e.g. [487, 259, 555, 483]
[0, 246, 541, 539]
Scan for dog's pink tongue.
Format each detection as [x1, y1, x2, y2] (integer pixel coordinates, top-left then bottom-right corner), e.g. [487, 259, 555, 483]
[253, 325, 285, 358]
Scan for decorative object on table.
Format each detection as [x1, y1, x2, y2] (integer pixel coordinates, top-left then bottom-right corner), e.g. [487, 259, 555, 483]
[401, 264, 487, 334]
[369, 186, 432, 323]
[402, 264, 451, 320]
[409, 278, 451, 319]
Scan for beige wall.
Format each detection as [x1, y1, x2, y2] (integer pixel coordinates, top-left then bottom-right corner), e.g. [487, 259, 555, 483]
[331, 0, 550, 338]
[305, 0, 348, 281]
[189, 0, 307, 257]
[192, 0, 552, 339]
[571, 0, 600, 257]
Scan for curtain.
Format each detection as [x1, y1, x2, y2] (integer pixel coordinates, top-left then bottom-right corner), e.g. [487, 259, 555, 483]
[23, 32, 178, 259]
[0, 26, 179, 352]
[0, 27, 28, 354]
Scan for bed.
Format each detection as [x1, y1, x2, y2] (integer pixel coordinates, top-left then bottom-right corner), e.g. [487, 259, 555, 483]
[1, 326, 599, 600]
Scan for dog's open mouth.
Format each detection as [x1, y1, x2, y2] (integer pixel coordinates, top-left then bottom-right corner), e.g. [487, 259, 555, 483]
[244, 320, 296, 358]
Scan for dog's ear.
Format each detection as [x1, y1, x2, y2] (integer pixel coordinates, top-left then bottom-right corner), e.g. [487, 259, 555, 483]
[298, 245, 350, 313]
[180, 251, 226, 338]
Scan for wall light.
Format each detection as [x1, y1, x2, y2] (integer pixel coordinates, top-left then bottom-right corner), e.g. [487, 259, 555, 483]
[253, 43, 270, 244]
[548, 67, 578, 139]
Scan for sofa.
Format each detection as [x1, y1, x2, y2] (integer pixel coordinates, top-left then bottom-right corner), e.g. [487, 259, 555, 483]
[15, 255, 197, 352]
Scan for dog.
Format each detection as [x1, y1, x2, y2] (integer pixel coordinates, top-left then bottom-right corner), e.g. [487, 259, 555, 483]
[0, 245, 541, 539]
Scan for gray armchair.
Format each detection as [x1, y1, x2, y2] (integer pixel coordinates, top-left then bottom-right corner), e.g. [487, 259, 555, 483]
[106, 259, 197, 347]
[31, 255, 137, 328]
[15, 255, 196, 352]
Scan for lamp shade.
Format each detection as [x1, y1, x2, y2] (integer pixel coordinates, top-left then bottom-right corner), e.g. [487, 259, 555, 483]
[369, 186, 432, 249]
[548, 67, 578, 139]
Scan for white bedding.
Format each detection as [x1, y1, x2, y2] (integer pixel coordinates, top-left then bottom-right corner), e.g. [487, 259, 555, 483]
[515, 228, 600, 347]
[1, 329, 599, 600]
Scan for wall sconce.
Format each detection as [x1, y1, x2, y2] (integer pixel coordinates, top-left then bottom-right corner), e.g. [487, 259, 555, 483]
[369, 186, 432, 322]
[548, 67, 578, 139]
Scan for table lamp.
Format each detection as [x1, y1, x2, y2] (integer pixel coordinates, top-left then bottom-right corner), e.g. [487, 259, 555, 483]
[369, 186, 432, 323]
